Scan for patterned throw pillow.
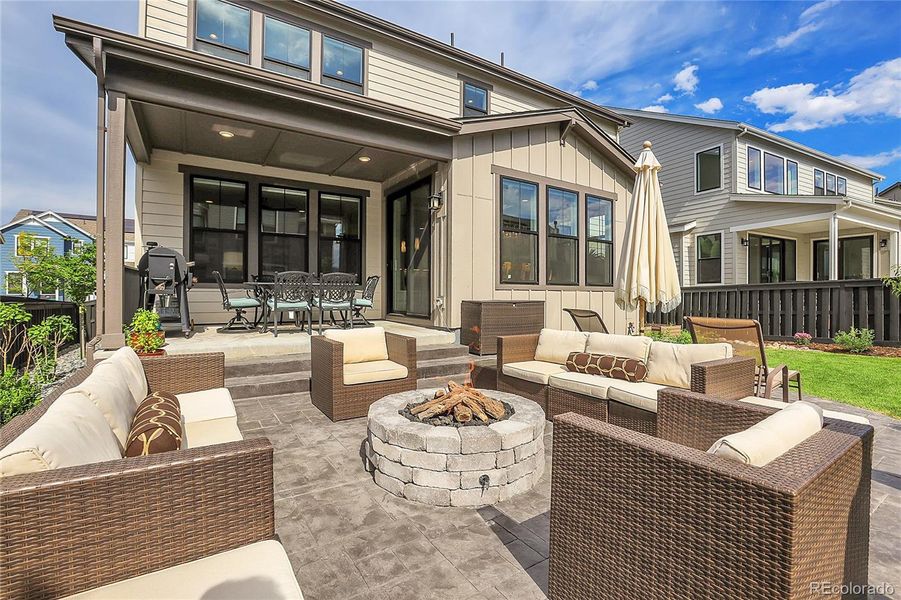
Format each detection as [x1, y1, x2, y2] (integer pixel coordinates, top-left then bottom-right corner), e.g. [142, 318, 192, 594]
[565, 352, 648, 383]
[125, 392, 182, 457]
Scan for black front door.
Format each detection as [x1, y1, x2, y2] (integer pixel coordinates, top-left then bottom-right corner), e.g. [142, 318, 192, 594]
[388, 179, 431, 317]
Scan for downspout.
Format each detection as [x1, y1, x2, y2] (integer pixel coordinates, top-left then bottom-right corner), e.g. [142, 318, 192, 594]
[93, 37, 106, 347]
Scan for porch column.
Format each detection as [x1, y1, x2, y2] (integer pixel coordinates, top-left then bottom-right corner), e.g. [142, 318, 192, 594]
[890, 231, 900, 272]
[101, 90, 127, 348]
[828, 212, 840, 280]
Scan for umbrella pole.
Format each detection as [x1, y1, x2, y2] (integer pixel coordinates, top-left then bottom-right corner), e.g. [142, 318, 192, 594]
[639, 298, 646, 334]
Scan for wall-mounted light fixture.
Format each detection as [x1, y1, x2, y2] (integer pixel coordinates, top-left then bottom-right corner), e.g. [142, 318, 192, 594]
[741, 237, 749, 247]
[880, 238, 888, 249]
[429, 192, 444, 212]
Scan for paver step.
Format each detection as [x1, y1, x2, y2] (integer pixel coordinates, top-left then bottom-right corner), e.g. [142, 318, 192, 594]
[227, 371, 310, 399]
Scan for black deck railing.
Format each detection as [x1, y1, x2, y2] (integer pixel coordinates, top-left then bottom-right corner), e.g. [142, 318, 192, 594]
[646, 279, 901, 345]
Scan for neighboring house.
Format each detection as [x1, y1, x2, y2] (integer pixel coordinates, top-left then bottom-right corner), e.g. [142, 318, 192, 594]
[0, 210, 136, 299]
[617, 109, 901, 286]
[877, 181, 901, 206]
[56, 0, 641, 345]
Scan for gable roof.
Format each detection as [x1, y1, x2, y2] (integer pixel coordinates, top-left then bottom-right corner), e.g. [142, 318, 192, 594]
[877, 181, 901, 197]
[613, 108, 883, 181]
[0, 214, 71, 238]
[10, 209, 136, 236]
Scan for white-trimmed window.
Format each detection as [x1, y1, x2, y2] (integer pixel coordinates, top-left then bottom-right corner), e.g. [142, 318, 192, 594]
[763, 152, 785, 194]
[5, 272, 25, 296]
[15, 234, 50, 257]
[696, 233, 722, 284]
[837, 176, 847, 196]
[695, 146, 722, 193]
[826, 173, 837, 196]
[814, 169, 826, 195]
[747, 146, 761, 190]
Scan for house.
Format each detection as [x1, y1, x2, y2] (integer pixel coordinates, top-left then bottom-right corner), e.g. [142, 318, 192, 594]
[878, 181, 901, 205]
[617, 109, 901, 287]
[55, 0, 640, 348]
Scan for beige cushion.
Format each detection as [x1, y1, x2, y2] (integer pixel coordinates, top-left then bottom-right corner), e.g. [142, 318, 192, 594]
[548, 372, 618, 399]
[176, 388, 237, 424]
[586, 333, 652, 362]
[103, 346, 148, 403]
[63, 540, 303, 599]
[76, 365, 138, 451]
[738, 396, 870, 425]
[708, 401, 823, 467]
[533, 329, 588, 365]
[0, 391, 122, 476]
[645, 341, 733, 388]
[183, 418, 244, 448]
[324, 326, 389, 364]
[607, 381, 666, 413]
[343, 360, 408, 385]
[502, 360, 568, 385]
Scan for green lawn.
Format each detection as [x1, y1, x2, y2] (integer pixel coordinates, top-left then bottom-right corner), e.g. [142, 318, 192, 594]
[766, 348, 901, 419]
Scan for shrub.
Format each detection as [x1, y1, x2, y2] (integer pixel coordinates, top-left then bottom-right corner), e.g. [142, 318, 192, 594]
[644, 328, 693, 344]
[126, 309, 165, 354]
[793, 332, 812, 346]
[833, 328, 875, 354]
[0, 302, 31, 372]
[0, 368, 41, 426]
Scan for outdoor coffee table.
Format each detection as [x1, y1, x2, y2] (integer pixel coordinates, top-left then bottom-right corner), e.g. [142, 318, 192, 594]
[365, 389, 546, 507]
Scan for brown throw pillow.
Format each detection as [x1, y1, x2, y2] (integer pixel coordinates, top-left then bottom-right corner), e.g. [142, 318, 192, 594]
[565, 352, 648, 383]
[125, 392, 183, 457]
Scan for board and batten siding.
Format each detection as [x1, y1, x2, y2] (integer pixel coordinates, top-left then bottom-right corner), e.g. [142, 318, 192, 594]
[447, 125, 637, 333]
[135, 150, 385, 325]
[139, 0, 189, 46]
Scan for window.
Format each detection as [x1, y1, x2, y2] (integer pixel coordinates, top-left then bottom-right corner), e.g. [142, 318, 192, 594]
[748, 235, 795, 283]
[190, 176, 248, 284]
[837, 176, 847, 196]
[695, 146, 721, 193]
[696, 233, 722, 284]
[322, 35, 364, 94]
[826, 173, 836, 196]
[15, 235, 50, 257]
[194, 0, 250, 63]
[763, 152, 785, 194]
[260, 185, 308, 279]
[747, 147, 761, 190]
[814, 236, 873, 280]
[64, 238, 84, 255]
[5, 272, 24, 296]
[546, 187, 578, 285]
[814, 169, 825, 195]
[786, 160, 799, 195]
[319, 193, 362, 280]
[499, 177, 538, 284]
[263, 16, 311, 80]
[586, 195, 613, 286]
[462, 82, 488, 117]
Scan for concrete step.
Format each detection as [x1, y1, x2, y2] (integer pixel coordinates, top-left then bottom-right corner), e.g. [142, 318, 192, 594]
[228, 371, 310, 399]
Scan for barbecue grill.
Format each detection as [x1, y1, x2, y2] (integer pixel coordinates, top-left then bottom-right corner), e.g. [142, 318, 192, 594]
[137, 242, 195, 337]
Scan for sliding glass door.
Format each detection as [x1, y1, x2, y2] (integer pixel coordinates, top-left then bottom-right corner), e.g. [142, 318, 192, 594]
[388, 179, 431, 317]
[814, 236, 874, 280]
[748, 234, 795, 283]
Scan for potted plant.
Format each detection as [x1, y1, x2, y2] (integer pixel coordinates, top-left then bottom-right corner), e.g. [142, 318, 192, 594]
[127, 309, 166, 356]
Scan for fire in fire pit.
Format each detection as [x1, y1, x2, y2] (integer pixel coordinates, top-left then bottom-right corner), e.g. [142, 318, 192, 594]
[400, 382, 514, 427]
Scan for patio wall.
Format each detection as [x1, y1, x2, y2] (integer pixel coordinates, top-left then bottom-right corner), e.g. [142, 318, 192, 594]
[134, 150, 386, 325]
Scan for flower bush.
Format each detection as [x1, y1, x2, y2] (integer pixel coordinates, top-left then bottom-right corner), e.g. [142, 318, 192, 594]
[834, 328, 875, 354]
[793, 332, 812, 346]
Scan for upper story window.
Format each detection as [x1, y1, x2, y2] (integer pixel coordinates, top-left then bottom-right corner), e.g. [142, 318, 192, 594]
[546, 187, 578, 285]
[826, 173, 837, 195]
[837, 176, 847, 196]
[15, 234, 50, 257]
[747, 147, 761, 190]
[263, 16, 311, 80]
[695, 146, 721, 193]
[814, 169, 825, 195]
[322, 35, 364, 94]
[195, 0, 251, 64]
[462, 82, 489, 117]
[696, 233, 722, 284]
[786, 160, 799, 194]
[500, 177, 539, 284]
[763, 152, 784, 194]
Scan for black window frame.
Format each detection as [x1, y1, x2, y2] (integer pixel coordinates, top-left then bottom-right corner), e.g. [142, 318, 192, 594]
[814, 169, 826, 195]
[499, 176, 539, 285]
[259, 184, 310, 277]
[695, 146, 722, 193]
[826, 173, 837, 196]
[585, 194, 614, 287]
[189, 175, 249, 284]
[321, 34, 365, 94]
[262, 15, 312, 80]
[748, 234, 796, 284]
[546, 186, 579, 286]
[696, 232, 722, 284]
[763, 151, 785, 195]
[814, 235, 874, 280]
[747, 146, 762, 190]
[193, 0, 251, 64]
[837, 176, 847, 196]
[786, 160, 799, 195]
[462, 81, 489, 117]
[317, 192, 364, 281]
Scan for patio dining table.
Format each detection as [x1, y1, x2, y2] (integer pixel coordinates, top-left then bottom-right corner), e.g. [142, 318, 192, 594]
[244, 279, 364, 330]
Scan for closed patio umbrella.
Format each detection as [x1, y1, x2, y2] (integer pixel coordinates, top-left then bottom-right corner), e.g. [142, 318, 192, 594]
[615, 141, 681, 331]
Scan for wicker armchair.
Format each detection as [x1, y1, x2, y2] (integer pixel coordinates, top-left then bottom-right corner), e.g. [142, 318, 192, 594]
[0, 353, 278, 600]
[310, 331, 417, 421]
[549, 389, 873, 600]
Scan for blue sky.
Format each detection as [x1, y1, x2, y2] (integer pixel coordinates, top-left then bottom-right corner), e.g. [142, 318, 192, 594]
[1, 0, 899, 224]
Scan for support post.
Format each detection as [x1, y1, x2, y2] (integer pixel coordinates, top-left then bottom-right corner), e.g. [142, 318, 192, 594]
[828, 212, 839, 280]
[93, 38, 106, 347]
[890, 231, 900, 273]
[101, 90, 127, 349]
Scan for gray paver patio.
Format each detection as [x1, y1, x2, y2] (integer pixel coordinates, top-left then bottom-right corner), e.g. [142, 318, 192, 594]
[237, 391, 901, 600]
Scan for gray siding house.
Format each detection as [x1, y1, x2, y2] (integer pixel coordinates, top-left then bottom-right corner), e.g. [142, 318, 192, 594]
[618, 109, 901, 288]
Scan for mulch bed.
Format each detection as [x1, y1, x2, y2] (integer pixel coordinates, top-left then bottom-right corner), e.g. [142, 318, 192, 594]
[767, 341, 901, 358]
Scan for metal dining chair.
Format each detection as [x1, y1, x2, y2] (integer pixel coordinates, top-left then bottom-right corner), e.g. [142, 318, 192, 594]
[352, 275, 380, 327]
[267, 271, 315, 337]
[315, 272, 356, 334]
[213, 270, 261, 331]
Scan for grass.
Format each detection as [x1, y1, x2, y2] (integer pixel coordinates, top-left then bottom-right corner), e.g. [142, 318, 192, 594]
[766, 348, 901, 419]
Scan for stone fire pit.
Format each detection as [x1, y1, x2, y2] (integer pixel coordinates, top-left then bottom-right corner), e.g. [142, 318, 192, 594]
[366, 389, 546, 507]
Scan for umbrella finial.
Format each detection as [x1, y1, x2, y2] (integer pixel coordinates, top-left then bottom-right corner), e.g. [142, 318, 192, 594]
[643, 141, 653, 149]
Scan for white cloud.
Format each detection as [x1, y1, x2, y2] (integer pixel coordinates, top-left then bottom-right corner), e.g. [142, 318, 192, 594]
[673, 64, 699, 94]
[749, 0, 836, 56]
[744, 58, 901, 131]
[834, 147, 901, 170]
[656, 93, 674, 103]
[581, 80, 599, 91]
[694, 97, 724, 114]
[640, 105, 670, 113]
[800, 0, 840, 23]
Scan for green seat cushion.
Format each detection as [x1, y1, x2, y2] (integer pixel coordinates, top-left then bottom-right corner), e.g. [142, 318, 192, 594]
[267, 300, 310, 311]
[318, 301, 352, 310]
[354, 298, 373, 308]
[230, 298, 260, 308]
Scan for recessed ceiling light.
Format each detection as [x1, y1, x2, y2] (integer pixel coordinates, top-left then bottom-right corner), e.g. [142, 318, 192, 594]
[358, 155, 371, 162]
[218, 130, 235, 138]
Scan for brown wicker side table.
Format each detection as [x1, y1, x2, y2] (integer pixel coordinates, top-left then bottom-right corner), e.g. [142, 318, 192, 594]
[461, 300, 545, 355]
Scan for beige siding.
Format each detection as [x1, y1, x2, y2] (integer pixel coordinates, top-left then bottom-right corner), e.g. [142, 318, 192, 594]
[447, 126, 637, 333]
[367, 48, 460, 118]
[137, 150, 384, 325]
[140, 0, 189, 47]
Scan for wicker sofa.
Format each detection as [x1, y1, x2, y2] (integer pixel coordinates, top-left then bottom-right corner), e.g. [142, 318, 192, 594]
[497, 329, 755, 433]
[0, 348, 302, 600]
[311, 327, 417, 421]
[549, 388, 873, 600]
